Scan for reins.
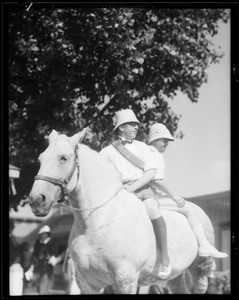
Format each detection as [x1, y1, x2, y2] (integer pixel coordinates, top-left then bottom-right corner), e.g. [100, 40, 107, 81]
[59, 186, 122, 212]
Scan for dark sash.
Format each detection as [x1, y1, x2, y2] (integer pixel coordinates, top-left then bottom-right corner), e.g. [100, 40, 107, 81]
[112, 139, 145, 170]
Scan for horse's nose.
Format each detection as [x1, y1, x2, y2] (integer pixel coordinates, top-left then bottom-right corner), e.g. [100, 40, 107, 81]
[40, 194, 46, 202]
[28, 193, 46, 207]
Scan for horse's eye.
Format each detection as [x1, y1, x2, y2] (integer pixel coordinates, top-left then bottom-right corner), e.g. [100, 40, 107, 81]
[60, 156, 68, 162]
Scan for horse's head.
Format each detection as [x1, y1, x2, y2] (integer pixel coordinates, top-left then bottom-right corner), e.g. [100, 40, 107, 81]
[28, 128, 88, 216]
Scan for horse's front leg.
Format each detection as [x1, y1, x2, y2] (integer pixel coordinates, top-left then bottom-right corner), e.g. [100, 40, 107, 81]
[113, 280, 138, 294]
[167, 272, 191, 294]
[112, 264, 139, 294]
[74, 271, 102, 294]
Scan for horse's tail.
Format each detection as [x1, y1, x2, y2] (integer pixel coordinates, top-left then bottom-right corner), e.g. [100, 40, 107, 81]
[194, 256, 215, 277]
[183, 256, 215, 294]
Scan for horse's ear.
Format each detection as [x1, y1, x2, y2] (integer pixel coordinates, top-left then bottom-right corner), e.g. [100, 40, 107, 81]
[48, 130, 59, 144]
[69, 127, 90, 147]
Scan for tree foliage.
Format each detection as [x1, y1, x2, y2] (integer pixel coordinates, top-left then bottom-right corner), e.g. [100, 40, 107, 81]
[8, 6, 230, 208]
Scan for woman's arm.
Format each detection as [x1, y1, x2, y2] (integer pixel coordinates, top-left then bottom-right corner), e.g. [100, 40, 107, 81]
[124, 169, 156, 193]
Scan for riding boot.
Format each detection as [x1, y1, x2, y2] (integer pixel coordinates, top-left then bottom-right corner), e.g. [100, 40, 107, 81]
[193, 224, 228, 258]
[151, 217, 171, 279]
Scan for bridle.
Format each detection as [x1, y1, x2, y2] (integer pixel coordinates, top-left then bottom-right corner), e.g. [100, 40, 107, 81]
[34, 145, 80, 203]
[33, 142, 122, 213]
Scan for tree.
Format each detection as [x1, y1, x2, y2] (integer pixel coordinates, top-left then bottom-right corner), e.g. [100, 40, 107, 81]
[8, 6, 230, 208]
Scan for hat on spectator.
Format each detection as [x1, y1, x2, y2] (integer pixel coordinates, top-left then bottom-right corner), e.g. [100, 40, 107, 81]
[38, 225, 51, 234]
[148, 123, 174, 144]
[113, 109, 140, 131]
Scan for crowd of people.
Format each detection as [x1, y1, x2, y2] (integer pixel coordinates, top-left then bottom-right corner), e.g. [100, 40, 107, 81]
[9, 108, 228, 295]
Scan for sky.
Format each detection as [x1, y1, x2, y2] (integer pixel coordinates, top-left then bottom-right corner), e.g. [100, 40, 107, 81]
[163, 21, 230, 198]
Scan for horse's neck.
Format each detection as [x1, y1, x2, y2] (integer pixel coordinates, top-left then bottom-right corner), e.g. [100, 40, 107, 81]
[71, 145, 122, 226]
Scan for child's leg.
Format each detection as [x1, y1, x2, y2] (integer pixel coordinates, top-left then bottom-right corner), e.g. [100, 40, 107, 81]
[181, 204, 228, 258]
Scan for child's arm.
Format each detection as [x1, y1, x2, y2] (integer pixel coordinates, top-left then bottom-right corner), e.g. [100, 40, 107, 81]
[152, 179, 185, 207]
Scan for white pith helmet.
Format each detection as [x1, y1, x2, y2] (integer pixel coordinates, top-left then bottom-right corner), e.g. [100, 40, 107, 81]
[38, 225, 51, 234]
[113, 109, 140, 131]
[148, 123, 174, 144]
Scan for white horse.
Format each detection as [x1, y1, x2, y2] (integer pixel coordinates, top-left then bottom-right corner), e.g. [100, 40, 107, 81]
[28, 129, 215, 294]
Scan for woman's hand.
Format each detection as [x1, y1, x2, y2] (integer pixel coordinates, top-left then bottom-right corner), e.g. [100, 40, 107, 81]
[172, 195, 185, 207]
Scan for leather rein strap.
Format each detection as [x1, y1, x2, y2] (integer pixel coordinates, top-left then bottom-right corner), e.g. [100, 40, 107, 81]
[34, 145, 80, 203]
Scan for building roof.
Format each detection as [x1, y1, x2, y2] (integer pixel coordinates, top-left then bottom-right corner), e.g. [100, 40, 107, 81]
[187, 191, 230, 210]
[9, 164, 21, 171]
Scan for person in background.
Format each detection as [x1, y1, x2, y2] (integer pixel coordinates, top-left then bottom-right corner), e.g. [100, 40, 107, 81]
[24, 225, 59, 295]
[20, 242, 32, 272]
[9, 219, 24, 296]
[19, 242, 32, 294]
[100, 109, 171, 279]
[148, 123, 228, 258]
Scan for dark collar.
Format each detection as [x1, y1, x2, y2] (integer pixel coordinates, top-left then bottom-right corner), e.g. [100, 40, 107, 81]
[118, 137, 132, 145]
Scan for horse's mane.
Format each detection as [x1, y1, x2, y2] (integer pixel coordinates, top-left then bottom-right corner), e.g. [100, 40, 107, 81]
[49, 134, 122, 204]
[77, 144, 122, 204]
[55, 134, 122, 187]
